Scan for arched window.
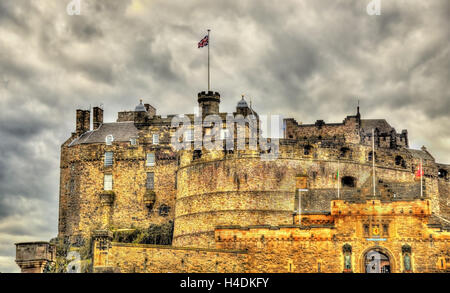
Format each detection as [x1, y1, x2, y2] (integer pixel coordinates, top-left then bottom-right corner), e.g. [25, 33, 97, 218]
[395, 155, 406, 168]
[340, 147, 351, 158]
[402, 245, 412, 273]
[343, 244, 352, 273]
[304, 145, 313, 156]
[341, 176, 356, 188]
[105, 134, 114, 145]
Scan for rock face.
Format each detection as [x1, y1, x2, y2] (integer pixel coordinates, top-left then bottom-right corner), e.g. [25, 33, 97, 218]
[21, 91, 450, 273]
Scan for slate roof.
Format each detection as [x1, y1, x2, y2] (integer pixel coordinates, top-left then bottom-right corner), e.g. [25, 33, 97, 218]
[69, 122, 139, 146]
[360, 119, 394, 134]
[407, 149, 435, 161]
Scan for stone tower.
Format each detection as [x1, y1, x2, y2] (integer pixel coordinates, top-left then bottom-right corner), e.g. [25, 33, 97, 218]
[198, 91, 220, 116]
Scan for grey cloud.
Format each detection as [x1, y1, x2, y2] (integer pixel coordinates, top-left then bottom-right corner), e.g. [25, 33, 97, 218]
[0, 0, 448, 272]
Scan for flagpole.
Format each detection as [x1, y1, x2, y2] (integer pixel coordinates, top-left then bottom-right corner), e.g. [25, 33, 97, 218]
[207, 29, 210, 91]
[372, 128, 376, 197]
[337, 159, 340, 199]
[420, 158, 423, 197]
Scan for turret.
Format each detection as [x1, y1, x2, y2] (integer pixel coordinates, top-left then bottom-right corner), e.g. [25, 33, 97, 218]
[198, 91, 220, 116]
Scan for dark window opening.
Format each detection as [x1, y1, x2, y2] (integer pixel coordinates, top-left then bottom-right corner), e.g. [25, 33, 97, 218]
[304, 145, 313, 156]
[368, 151, 377, 162]
[340, 147, 351, 158]
[383, 224, 389, 236]
[438, 169, 448, 179]
[159, 204, 170, 217]
[193, 150, 202, 160]
[395, 155, 406, 168]
[341, 176, 356, 188]
[364, 224, 370, 236]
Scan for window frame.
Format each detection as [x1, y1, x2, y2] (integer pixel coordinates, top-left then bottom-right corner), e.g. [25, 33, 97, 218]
[152, 134, 159, 145]
[104, 174, 113, 191]
[104, 151, 114, 167]
[105, 134, 114, 145]
[146, 152, 156, 167]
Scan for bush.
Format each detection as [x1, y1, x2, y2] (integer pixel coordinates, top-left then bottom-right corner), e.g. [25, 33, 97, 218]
[112, 221, 174, 245]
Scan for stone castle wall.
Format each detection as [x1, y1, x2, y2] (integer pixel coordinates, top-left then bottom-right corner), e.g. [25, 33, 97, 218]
[94, 242, 248, 273]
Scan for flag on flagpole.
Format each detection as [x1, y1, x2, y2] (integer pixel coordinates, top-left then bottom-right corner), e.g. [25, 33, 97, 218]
[415, 163, 424, 178]
[198, 35, 209, 48]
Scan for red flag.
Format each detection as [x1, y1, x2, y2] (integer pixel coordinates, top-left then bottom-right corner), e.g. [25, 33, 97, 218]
[415, 164, 424, 178]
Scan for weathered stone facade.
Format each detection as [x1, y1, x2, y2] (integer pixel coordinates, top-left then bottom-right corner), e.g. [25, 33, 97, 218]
[17, 90, 449, 273]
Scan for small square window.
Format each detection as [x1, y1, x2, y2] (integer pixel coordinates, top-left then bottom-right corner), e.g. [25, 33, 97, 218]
[104, 152, 113, 166]
[104, 174, 113, 191]
[153, 134, 159, 145]
[146, 153, 155, 167]
[130, 138, 137, 145]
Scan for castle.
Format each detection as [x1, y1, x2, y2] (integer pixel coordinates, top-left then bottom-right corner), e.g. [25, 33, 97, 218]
[16, 90, 449, 273]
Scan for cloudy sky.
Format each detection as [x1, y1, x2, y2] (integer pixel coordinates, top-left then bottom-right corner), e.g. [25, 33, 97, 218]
[0, 0, 448, 272]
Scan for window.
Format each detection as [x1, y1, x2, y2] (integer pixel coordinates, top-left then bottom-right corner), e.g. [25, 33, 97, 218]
[146, 153, 155, 167]
[153, 134, 159, 145]
[343, 244, 352, 273]
[104, 174, 113, 191]
[69, 178, 75, 194]
[159, 204, 170, 217]
[383, 224, 389, 236]
[130, 138, 137, 145]
[341, 176, 356, 188]
[402, 245, 412, 272]
[368, 151, 376, 162]
[193, 150, 202, 160]
[184, 130, 194, 142]
[438, 169, 448, 179]
[364, 224, 370, 236]
[395, 156, 405, 168]
[146, 172, 154, 190]
[304, 145, 313, 156]
[105, 134, 114, 145]
[340, 147, 351, 158]
[104, 152, 113, 166]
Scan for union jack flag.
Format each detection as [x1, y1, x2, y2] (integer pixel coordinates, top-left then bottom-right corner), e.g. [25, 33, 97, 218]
[198, 35, 208, 48]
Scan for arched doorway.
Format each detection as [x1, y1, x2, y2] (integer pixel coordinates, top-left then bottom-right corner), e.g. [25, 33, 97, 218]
[364, 248, 391, 273]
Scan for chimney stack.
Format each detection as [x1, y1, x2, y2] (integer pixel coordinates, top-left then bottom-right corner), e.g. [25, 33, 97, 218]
[93, 107, 104, 130]
[76, 109, 90, 135]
